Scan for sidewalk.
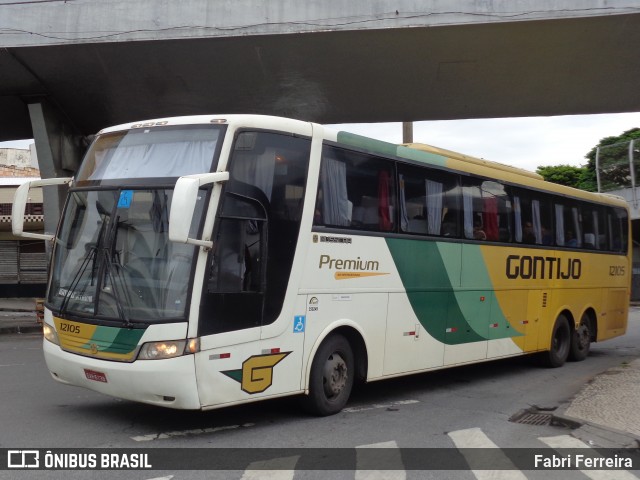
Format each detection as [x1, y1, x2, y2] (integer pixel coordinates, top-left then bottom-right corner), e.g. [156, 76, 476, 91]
[553, 358, 640, 448]
[0, 297, 43, 334]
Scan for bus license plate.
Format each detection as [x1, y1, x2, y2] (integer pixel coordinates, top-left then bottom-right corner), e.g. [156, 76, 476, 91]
[84, 369, 107, 383]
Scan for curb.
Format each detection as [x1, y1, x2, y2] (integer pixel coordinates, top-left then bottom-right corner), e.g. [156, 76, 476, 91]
[0, 325, 42, 335]
[552, 390, 640, 448]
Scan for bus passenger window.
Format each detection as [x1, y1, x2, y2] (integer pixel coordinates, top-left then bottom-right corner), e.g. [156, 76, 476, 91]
[462, 180, 511, 242]
[398, 164, 460, 237]
[514, 192, 553, 246]
[581, 205, 599, 249]
[556, 204, 582, 248]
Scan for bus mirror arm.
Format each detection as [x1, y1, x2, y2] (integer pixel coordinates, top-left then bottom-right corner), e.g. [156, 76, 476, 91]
[12, 177, 73, 241]
[169, 172, 230, 248]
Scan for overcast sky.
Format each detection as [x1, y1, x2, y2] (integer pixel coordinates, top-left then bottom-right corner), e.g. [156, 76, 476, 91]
[2, 112, 639, 173]
[328, 112, 640, 172]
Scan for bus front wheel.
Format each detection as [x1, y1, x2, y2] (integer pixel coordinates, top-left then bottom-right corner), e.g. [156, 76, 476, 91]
[541, 314, 571, 368]
[304, 334, 354, 416]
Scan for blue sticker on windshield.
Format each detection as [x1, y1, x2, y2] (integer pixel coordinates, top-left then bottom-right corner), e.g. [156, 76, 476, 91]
[118, 190, 133, 209]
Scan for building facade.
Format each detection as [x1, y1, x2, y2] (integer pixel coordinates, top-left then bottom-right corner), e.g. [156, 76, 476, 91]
[0, 147, 46, 296]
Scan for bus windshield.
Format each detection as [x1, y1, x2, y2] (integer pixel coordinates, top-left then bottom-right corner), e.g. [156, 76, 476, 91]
[48, 188, 204, 323]
[76, 125, 224, 184]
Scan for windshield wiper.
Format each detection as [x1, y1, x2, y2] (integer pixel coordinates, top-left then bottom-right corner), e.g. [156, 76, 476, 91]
[101, 247, 133, 328]
[98, 215, 135, 328]
[59, 245, 97, 315]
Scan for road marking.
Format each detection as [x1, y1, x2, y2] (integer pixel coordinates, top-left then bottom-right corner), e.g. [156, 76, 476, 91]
[539, 435, 639, 480]
[448, 428, 527, 480]
[343, 399, 419, 413]
[131, 423, 255, 442]
[0, 364, 26, 367]
[240, 455, 299, 480]
[145, 476, 174, 480]
[356, 441, 406, 480]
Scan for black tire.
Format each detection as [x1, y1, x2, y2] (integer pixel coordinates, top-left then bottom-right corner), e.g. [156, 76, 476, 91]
[540, 314, 571, 368]
[303, 334, 354, 416]
[569, 313, 591, 362]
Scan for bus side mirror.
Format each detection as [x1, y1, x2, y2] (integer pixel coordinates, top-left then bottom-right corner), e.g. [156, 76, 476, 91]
[12, 177, 72, 241]
[169, 171, 230, 248]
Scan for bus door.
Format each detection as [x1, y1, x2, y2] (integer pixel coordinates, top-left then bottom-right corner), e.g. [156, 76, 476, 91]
[193, 190, 304, 407]
[193, 196, 267, 407]
[192, 130, 312, 407]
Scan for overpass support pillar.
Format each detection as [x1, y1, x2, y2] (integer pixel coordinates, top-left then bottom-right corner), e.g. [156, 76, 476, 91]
[27, 100, 86, 241]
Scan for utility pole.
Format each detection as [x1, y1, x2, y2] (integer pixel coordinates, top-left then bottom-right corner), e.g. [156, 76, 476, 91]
[402, 122, 413, 144]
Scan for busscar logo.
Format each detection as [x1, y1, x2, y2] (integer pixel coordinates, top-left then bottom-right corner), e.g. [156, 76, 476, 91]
[318, 236, 352, 244]
[222, 352, 291, 394]
[8, 450, 39, 469]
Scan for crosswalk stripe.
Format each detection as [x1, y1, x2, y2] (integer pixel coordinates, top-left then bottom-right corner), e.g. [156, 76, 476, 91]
[448, 427, 528, 480]
[538, 435, 639, 480]
[239, 455, 299, 480]
[356, 441, 406, 480]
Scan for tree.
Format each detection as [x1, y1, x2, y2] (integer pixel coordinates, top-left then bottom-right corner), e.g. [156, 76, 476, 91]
[536, 127, 640, 192]
[536, 164, 585, 189]
[584, 127, 640, 192]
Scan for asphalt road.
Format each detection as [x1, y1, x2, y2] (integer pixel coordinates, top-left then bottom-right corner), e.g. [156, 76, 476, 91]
[2, 309, 640, 479]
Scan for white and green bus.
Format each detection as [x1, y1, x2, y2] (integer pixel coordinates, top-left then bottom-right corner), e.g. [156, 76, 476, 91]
[13, 115, 630, 415]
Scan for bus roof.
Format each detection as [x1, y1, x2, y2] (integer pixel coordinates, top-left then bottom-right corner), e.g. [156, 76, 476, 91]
[403, 143, 544, 181]
[334, 130, 628, 209]
[95, 114, 627, 210]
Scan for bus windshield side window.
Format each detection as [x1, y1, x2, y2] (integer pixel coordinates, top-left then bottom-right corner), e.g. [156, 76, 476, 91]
[199, 131, 311, 336]
[314, 145, 395, 232]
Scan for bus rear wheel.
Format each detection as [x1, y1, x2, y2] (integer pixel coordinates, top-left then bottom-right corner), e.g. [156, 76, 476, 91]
[541, 314, 571, 368]
[569, 313, 591, 362]
[304, 334, 354, 416]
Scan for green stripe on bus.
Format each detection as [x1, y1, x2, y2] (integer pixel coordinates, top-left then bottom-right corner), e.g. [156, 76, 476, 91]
[385, 238, 520, 344]
[93, 326, 145, 354]
[336, 132, 448, 167]
[396, 145, 447, 167]
[337, 131, 399, 157]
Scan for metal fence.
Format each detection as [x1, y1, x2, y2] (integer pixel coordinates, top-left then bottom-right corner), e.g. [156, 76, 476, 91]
[596, 139, 640, 195]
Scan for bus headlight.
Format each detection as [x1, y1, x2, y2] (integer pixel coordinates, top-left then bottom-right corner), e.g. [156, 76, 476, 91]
[42, 323, 59, 345]
[137, 338, 200, 360]
[138, 341, 186, 360]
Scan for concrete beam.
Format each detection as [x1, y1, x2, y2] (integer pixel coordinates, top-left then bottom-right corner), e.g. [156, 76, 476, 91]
[27, 100, 86, 237]
[2, 0, 639, 47]
[0, 1, 639, 142]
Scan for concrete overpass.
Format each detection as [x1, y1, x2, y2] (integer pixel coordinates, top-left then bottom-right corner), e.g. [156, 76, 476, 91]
[2, 1, 640, 225]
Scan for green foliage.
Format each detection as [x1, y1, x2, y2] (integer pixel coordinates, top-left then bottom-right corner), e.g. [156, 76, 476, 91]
[585, 128, 640, 192]
[536, 165, 584, 189]
[536, 127, 640, 192]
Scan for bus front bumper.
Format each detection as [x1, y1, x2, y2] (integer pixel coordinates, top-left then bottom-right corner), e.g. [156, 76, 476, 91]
[43, 339, 202, 410]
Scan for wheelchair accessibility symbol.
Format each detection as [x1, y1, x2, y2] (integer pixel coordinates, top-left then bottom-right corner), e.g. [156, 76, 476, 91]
[293, 315, 306, 333]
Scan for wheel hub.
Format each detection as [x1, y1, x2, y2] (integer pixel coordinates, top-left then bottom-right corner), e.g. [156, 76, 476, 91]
[323, 353, 348, 398]
[576, 324, 589, 349]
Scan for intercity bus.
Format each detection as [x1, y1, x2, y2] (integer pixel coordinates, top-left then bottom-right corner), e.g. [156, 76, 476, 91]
[12, 115, 630, 415]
